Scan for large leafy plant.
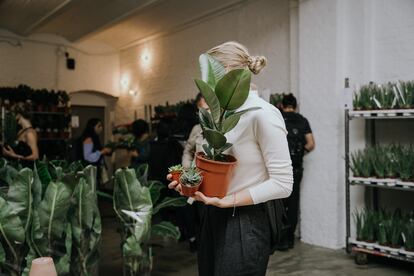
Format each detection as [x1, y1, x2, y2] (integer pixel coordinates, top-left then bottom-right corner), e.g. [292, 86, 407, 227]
[113, 164, 186, 275]
[195, 54, 259, 161]
[0, 159, 101, 276]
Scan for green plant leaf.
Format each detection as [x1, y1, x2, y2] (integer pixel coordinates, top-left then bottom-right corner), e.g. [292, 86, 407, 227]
[7, 168, 34, 233]
[0, 196, 25, 266]
[0, 243, 5, 264]
[199, 108, 214, 130]
[151, 221, 180, 241]
[38, 181, 73, 253]
[202, 144, 213, 159]
[195, 79, 221, 123]
[204, 128, 227, 149]
[215, 69, 251, 111]
[199, 53, 226, 88]
[153, 197, 187, 215]
[148, 181, 164, 205]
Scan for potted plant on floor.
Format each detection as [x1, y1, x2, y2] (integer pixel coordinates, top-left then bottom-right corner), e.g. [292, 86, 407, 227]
[179, 166, 203, 197]
[194, 54, 259, 198]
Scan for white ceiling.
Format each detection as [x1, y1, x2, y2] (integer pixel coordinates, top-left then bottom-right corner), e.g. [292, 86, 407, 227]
[0, 0, 245, 49]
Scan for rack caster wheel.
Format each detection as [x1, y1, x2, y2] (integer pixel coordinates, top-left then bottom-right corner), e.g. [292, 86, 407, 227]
[355, 252, 368, 265]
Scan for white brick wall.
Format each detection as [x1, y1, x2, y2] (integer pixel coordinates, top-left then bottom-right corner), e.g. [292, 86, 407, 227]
[118, 0, 291, 123]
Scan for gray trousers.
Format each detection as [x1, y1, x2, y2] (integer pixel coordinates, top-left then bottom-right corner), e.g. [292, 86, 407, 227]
[197, 203, 271, 276]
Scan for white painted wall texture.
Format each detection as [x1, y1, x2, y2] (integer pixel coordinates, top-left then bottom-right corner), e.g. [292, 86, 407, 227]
[0, 29, 120, 96]
[118, 0, 291, 123]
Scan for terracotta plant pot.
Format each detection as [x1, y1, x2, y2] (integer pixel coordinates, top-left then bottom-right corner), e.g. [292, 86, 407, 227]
[195, 152, 237, 198]
[171, 171, 181, 183]
[29, 257, 57, 276]
[181, 182, 202, 197]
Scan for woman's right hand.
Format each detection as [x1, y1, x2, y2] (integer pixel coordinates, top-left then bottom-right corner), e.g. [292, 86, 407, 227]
[101, 147, 112, 155]
[167, 174, 183, 195]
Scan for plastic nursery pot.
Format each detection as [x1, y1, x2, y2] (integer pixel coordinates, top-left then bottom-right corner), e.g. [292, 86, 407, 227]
[29, 257, 57, 276]
[171, 171, 182, 183]
[181, 182, 202, 197]
[195, 152, 237, 198]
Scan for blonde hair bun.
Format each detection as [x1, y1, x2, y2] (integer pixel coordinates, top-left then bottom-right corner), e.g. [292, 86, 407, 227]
[248, 55, 267, 75]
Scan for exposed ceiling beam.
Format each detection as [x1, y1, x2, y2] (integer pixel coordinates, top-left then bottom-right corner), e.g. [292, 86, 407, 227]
[22, 0, 73, 36]
[119, 0, 251, 50]
[72, 0, 164, 42]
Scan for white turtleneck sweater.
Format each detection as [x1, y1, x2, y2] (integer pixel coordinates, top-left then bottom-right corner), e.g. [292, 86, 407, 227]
[225, 91, 293, 204]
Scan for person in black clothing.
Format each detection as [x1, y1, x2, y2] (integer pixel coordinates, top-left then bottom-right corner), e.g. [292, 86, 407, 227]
[130, 119, 151, 168]
[280, 93, 315, 249]
[2, 105, 39, 167]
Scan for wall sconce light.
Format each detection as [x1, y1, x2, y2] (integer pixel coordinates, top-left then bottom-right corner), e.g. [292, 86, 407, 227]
[129, 89, 137, 96]
[120, 75, 130, 91]
[140, 48, 152, 68]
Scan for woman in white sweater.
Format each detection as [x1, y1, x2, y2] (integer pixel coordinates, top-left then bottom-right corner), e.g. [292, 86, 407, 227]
[169, 41, 293, 276]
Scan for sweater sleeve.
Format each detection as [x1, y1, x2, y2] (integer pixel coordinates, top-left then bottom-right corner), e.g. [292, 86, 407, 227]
[83, 143, 102, 163]
[248, 109, 293, 204]
[182, 125, 199, 168]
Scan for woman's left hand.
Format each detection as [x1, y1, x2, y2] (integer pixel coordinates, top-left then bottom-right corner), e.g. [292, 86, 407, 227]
[2, 146, 17, 158]
[193, 191, 232, 208]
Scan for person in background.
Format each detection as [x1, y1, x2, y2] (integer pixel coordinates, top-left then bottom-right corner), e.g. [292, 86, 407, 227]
[2, 105, 39, 167]
[182, 93, 208, 168]
[81, 118, 112, 183]
[280, 93, 315, 250]
[130, 119, 151, 168]
[148, 119, 183, 182]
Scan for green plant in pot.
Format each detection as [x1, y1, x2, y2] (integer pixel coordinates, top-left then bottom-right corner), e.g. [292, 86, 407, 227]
[353, 209, 364, 241]
[179, 166, 203, 197]
[403, 220, 414, 252]
[168, 164, 184, 183]
[194, 54, 259, 198]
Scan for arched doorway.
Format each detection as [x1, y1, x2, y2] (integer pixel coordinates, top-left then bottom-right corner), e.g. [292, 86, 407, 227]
[70, 90, 118, 176]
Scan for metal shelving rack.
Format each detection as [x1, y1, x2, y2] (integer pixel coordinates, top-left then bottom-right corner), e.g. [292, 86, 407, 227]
[345, 108, 414, 264]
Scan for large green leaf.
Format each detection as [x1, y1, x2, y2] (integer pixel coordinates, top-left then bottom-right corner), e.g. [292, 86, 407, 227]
[204, 128, 227, 149]
[148, 181, 164, 205]
[0, 197, 25, 263]
[38, 181, 73, 253]
[7, 168, 33, 233]
[113, 168, 153, 223]
[199, 108, 215, 130]
[34, 160, 51, 193]
[55, 223, 72, 275]
[221, 107, 261, 133]
[199, 53, 226, 88]
[0, 160, 18, 186]
[153, 197, 187, 215]
[151, 221, 180, 241]
[215, 69, 251, 111]
[195, 79, 221, 123]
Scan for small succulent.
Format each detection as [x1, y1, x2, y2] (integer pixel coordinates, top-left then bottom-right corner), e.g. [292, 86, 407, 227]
[168, 164, 184, 173]
[179, 167, 202, 187]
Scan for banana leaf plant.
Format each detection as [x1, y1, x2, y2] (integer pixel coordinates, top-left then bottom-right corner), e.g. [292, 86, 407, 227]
[195, 54, 260, 161]
[113, 165, 186, 275]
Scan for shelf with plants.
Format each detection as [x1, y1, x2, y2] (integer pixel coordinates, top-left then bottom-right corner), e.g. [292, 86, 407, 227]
[349, 145, 414, 191]
[350, 208, 414, 264]
[345, 79, 414, 266]
[0, 85, 72, 159]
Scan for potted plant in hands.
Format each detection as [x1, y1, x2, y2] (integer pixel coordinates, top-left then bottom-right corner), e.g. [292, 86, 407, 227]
[168, 164, 184, 183]
[179, 166, 203, 197]
[194, 54, 259, 198]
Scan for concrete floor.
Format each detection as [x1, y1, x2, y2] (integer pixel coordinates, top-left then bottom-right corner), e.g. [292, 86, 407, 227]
[99, 214, 414, 276]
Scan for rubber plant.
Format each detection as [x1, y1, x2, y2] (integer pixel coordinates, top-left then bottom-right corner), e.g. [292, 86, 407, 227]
[194, 54, 260, 197]
[113, 164, 185, 275]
